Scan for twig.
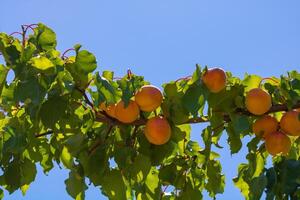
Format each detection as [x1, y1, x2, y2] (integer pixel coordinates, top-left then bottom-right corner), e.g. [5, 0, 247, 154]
[130, 125, 140, 147]
[160, 185, 169, 199]
[35, 130, 54, 138]
[75, 86, 94, 109]
[61, 48, 75, 59]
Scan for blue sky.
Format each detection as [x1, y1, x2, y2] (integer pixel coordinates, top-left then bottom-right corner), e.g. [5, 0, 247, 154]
[1, 0, 300, 199]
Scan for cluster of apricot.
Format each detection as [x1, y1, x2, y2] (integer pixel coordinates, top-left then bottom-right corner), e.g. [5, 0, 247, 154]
[99, 68, 299, 156]
[99, 68, 227, 146]
[193, 67, 300, 157]
[100, 85, 171, 145]
[246, 88, 300, 156]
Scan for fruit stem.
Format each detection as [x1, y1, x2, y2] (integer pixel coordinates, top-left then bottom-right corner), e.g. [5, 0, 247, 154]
[23, 24, 38, 33]
[127, 69, 133, 80]
[21, 25, 27, 48]
[9, 32, 23, 37]
[259, 77, 280, 87]
[35, 130, 54, 138]
[61, 48, 75, 60]
[175, 75, 192, 82]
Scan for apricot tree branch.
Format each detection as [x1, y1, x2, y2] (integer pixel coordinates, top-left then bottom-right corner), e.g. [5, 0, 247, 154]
[95, 101, 300, 127]
[35, 130, 54, 138]
[75, 86, 94, 109]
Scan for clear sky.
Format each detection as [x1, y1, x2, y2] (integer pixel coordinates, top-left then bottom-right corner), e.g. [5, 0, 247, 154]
[1, 0, 300, 199]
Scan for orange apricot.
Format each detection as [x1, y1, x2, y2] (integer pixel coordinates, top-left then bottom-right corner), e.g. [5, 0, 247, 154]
[280, 111, 300, 136]
[245, 88, 272, 115]
[144, 116, 171, 145]
[252, 115, 278, 138]
[265, 131, 291, 156]
[99, 102, 117, 118]
[115, 100, 140, 123]
[135, 85, 163, 112]
[202, 68, 227, 93]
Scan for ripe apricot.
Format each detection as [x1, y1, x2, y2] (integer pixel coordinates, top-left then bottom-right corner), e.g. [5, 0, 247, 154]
[135, 85, 163, 112]
[202, 68, 227, 93]
[265, 131, 291, 156]
[252, 115, 278, 138]
[99, 102, 116, 118]
[144, 116, 171, 145]
[115, 100, 140, 123]
[280, 111, 300, 136]
[245, 88, 272, 115]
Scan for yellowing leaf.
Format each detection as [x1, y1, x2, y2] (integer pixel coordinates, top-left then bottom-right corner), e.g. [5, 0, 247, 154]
[61, 146, 73, 169]
[30, 56, 54, 70]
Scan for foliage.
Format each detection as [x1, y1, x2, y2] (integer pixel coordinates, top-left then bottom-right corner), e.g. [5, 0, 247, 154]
[0, 23, 300, 200]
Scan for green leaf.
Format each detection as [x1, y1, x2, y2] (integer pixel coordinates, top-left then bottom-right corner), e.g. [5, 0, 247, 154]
[20, 158, 37, 195]
[0, 64, 9, 94]
[83, 147, 109, 185]
[30, 56, 55, 71]
[230, 114, 251, 136]
[226, 123, 242, 154]
[39, 95, 68, 128]
[3, 129, 27, 155]
[242, 74, 262, 93]
[94, 72, 120, 104]
[101, 169, 127, 200]
[75, 50, 97, 74]
[205, 160, 225, 197]
[4, 160, 21, 193]
[15, 76, 46, 104]
[129, 154, 151, 182]
[61, 146, 74, 169]
[233, 164, 250, 199]
[182, 83, 205, 117]
[249, 175, 267, 200]
[178, 180, 203, 200]
[65, 170, 87, 200]
[102, 70, 114, 81]
[137, 168, 161, 200]
[39, 141, 54, 173]
[0, 188, 4, 199]
[34, 23, 57, 50]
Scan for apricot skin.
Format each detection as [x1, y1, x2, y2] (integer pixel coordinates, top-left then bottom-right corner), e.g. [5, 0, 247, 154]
[135, 85, 163, 112]
[245, 88, 272, 115]
[265, 131, 291, 156]
[115, 100, 140, 123]
[280, 111, 300, 136]
[100, 103, 116, 118]
[144, 116, 171, 145]
[252, 115, 278, 138]
[202, 68, 227, 93]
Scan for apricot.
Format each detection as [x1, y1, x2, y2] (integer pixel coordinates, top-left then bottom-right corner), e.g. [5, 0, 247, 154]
[265, 131, 291, 156]
[280, 111, 300, 136]
[99, 102, 116, 118]
[252, 115, 278, 138]
[245, 88, 272, 115]
[144, 116, 171, 145]
[115, 100, 140, 123]
[202, 68, 227, 93]
[135, 85, 163, 112]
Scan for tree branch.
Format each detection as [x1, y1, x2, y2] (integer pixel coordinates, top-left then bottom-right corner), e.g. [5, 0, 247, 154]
[35, 130, 54, 138]
[75, 86, 95, 109]
[95, 101, 300, 126]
